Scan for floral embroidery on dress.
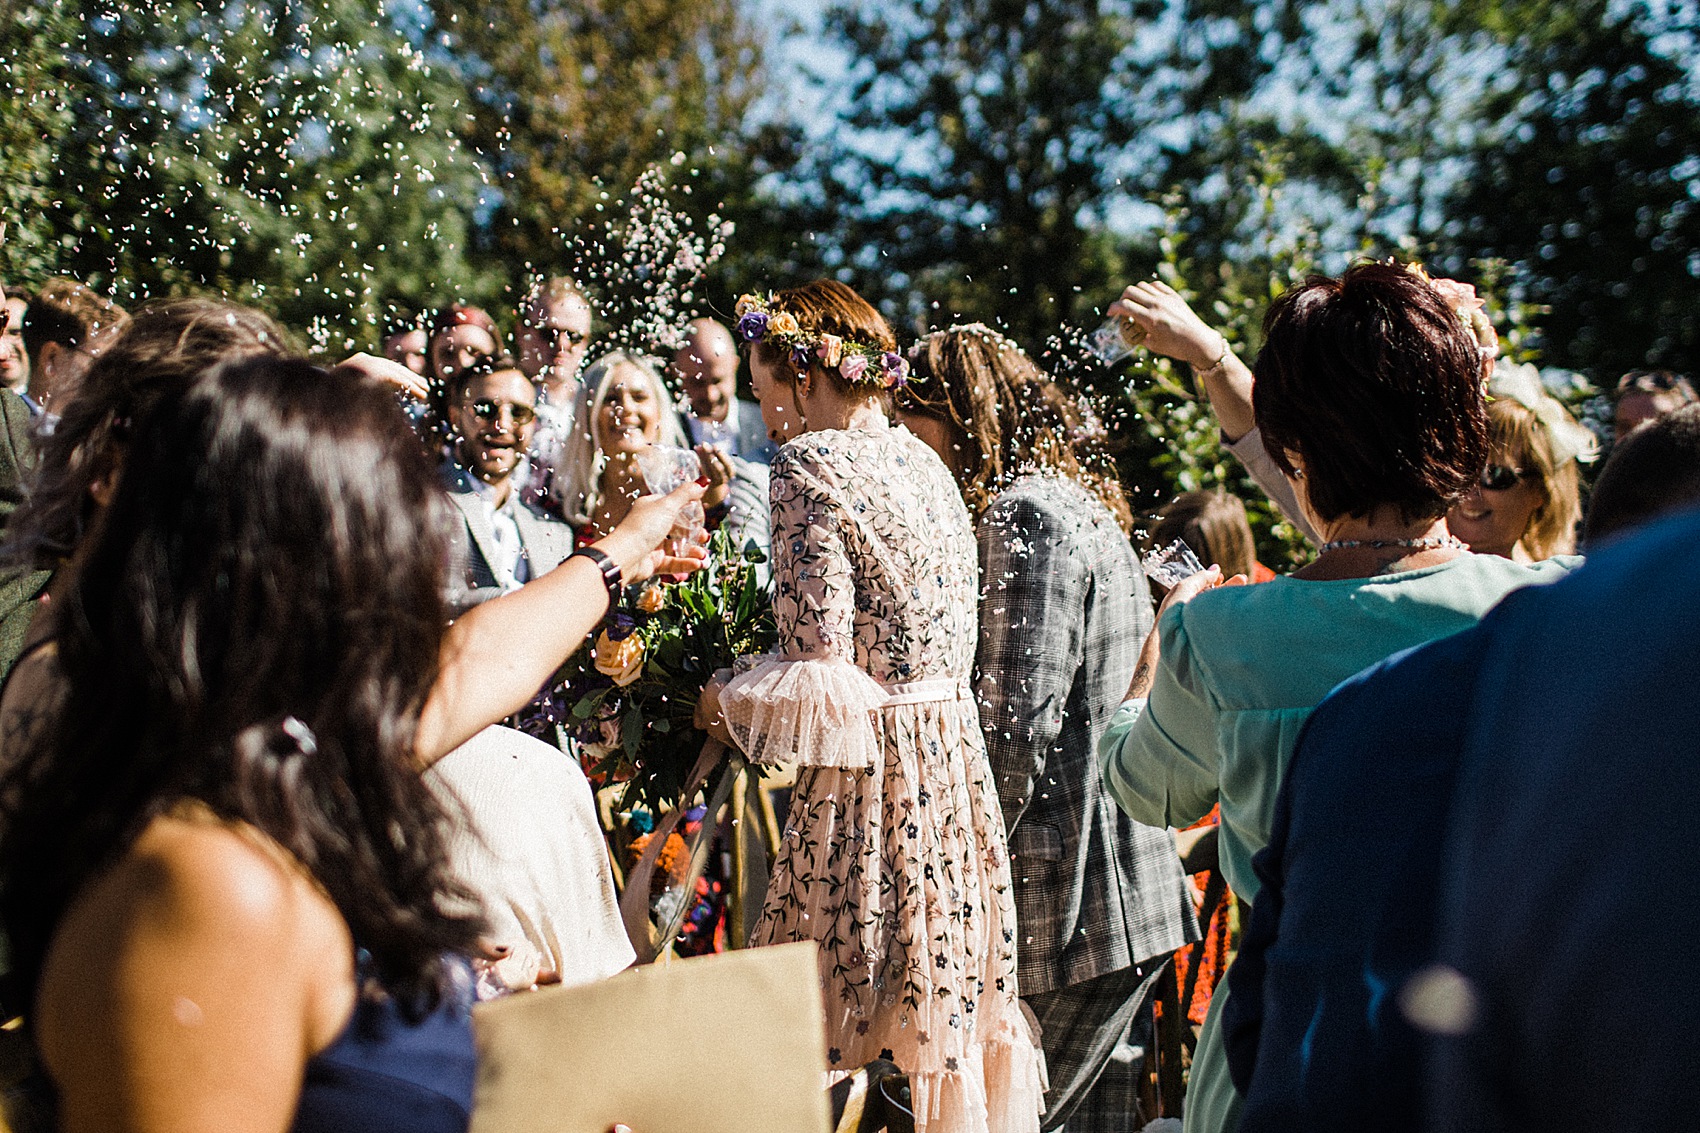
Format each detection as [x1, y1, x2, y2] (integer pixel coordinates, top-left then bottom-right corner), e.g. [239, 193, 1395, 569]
[722, 424, 1044, 1133]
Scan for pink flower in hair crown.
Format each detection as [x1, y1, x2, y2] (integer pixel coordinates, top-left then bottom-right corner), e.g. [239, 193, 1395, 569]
[1404, 263, 1497, 356]
[731, 290, 925, 388]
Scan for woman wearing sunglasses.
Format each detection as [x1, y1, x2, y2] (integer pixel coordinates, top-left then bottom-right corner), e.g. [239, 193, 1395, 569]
[1447, 362, 1597, 561]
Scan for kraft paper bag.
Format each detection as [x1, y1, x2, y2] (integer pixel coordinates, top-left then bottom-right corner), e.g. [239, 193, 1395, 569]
[469, 942, 830, 1133]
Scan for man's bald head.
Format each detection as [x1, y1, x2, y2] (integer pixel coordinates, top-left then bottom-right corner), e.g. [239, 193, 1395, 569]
[674, 317, 739, 422]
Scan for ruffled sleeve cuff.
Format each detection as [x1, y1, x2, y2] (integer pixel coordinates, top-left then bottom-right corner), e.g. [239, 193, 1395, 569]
[720, 656, 889, 768]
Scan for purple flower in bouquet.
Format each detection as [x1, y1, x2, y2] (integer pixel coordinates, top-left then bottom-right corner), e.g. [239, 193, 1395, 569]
[735, 311, 769, 342]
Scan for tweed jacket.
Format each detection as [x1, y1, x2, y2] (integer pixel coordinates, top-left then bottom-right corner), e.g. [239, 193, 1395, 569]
[440, 462, 577, 615]
[975, 475, 1198, 995]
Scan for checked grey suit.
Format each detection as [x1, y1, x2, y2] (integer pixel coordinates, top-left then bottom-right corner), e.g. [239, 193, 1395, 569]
[440, 462, 577, 615]
[975, 475, 1199, 1128]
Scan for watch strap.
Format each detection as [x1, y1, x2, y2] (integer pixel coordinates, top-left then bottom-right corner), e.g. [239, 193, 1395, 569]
[570, 545, 622, 599]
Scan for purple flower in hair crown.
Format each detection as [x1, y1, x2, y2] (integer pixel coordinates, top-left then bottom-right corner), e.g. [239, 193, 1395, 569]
[730, 290, 926, 388]
[880, 352, 910, 389]
[734, 310, 769, 343]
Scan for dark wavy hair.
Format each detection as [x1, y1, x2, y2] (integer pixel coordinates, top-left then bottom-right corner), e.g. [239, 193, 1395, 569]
[0, 355, 484, 1011]
[6, 298, 294, 570]
[897, 323, 1133, 532]
[1253, 262, 1489, 524]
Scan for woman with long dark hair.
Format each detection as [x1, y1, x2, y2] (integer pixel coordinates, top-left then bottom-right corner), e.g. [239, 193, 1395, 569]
[0, 353, 700, 1132]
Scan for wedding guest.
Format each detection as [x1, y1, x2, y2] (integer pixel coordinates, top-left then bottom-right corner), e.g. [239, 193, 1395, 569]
[20, 277, 129, 424]
[382, 315, 429, 377]
[516, 277, 593, 405]
[1098, 263, 1575, 1133]
[1426, 507, 1700, 1133]
[426, 724, 634, 995]
[696, 283, 1045, 1133]
[673, 317, 777, 463]
[1143, 488, 1271, 1032]
[1583, 403, 1700, 545]
[1109, 267, 1498, 548]
[556, 350, 689, 537]
[0, 281, 36, 540]
[429, 303, 502, 388]
[0, 299, 293, 682]
[1613, 369, 1695, 438]
[1446, 362, 1597, 560]
[515, 279, 594, 507]
[1148, 490, 1271, 584]
[898, 324, 1198, 1131]
[421, 304, 502, 455]
[557, 350, 765, 553]
[0, 287, 31, 394]
[0, 282, 40, 661]
[0, 352, 703, 1133]
[440, 355, 576, 612]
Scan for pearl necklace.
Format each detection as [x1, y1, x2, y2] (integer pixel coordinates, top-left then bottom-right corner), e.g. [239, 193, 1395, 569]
[1316, 534, 1469, 555]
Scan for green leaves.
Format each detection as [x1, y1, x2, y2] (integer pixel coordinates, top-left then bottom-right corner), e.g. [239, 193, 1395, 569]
[546, 526, 776, 817]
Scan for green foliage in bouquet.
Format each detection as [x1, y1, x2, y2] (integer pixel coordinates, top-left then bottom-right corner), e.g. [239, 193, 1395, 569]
[540, 527, 775, 816]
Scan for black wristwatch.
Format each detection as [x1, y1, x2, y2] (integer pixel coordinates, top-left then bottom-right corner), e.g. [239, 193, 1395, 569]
[570, 546, 623, 602]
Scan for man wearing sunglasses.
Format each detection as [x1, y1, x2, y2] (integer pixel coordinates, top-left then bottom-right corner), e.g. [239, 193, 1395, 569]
[440, 354, 576, 613]
[516, 277, 595, 512]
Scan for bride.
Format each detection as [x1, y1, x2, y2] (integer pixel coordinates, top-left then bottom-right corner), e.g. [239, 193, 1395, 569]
[697, 281, 1043, 1133]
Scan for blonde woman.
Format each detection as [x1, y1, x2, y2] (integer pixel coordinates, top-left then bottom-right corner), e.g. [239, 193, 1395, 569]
[553, 350, 767, 551]
[1448, 361, 1598, 560]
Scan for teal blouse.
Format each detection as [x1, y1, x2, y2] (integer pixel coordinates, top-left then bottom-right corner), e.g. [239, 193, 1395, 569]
[1098, 552, 1576, 1133]
[1100, 552, 1577, 903]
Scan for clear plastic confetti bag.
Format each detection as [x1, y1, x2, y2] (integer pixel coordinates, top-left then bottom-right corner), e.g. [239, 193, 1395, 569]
[1142, 538, 1207, 589]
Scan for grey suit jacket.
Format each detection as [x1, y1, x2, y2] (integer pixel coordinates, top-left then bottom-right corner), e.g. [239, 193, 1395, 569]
[683, 398, 777, 464]
[975, 475, 1199, 994]
[440, 463, 577, 614]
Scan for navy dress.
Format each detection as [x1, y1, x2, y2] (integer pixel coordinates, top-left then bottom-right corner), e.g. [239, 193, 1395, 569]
[291, 956, 477, 1133]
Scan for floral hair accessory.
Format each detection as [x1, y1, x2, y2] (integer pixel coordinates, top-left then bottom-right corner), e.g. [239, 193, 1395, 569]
[1489, 361, 1601, 466]
[1403, 262, 1498, 358]
[733, 292, 917, 390]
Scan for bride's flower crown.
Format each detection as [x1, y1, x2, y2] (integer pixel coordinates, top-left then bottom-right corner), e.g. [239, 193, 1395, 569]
[733, 293, 915, 389]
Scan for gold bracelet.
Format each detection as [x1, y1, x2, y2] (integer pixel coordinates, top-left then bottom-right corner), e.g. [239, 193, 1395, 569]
[1195, 336, 1231, 375]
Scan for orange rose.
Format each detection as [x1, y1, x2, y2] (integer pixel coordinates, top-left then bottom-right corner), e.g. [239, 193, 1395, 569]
[770, 311, 800, 336]
[734, 294, 759, 316]
[593, 630, 646, 686]
[635, 584, 666, 613]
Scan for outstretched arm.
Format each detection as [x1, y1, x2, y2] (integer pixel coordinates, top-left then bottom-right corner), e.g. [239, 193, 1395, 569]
[416, 482, 707, 765]
[1110, 281, 1316, 542]
[1110, 280, 1257, 442]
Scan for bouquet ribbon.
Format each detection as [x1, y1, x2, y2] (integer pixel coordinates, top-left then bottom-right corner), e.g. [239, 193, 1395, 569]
[620, 738, 745, 962]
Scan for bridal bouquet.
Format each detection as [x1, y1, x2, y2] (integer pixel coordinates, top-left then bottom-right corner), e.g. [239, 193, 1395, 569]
[528, 526, 776, 816]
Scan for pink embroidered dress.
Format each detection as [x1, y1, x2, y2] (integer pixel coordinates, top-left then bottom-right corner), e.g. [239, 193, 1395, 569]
[721, 420, 1045, 1133]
